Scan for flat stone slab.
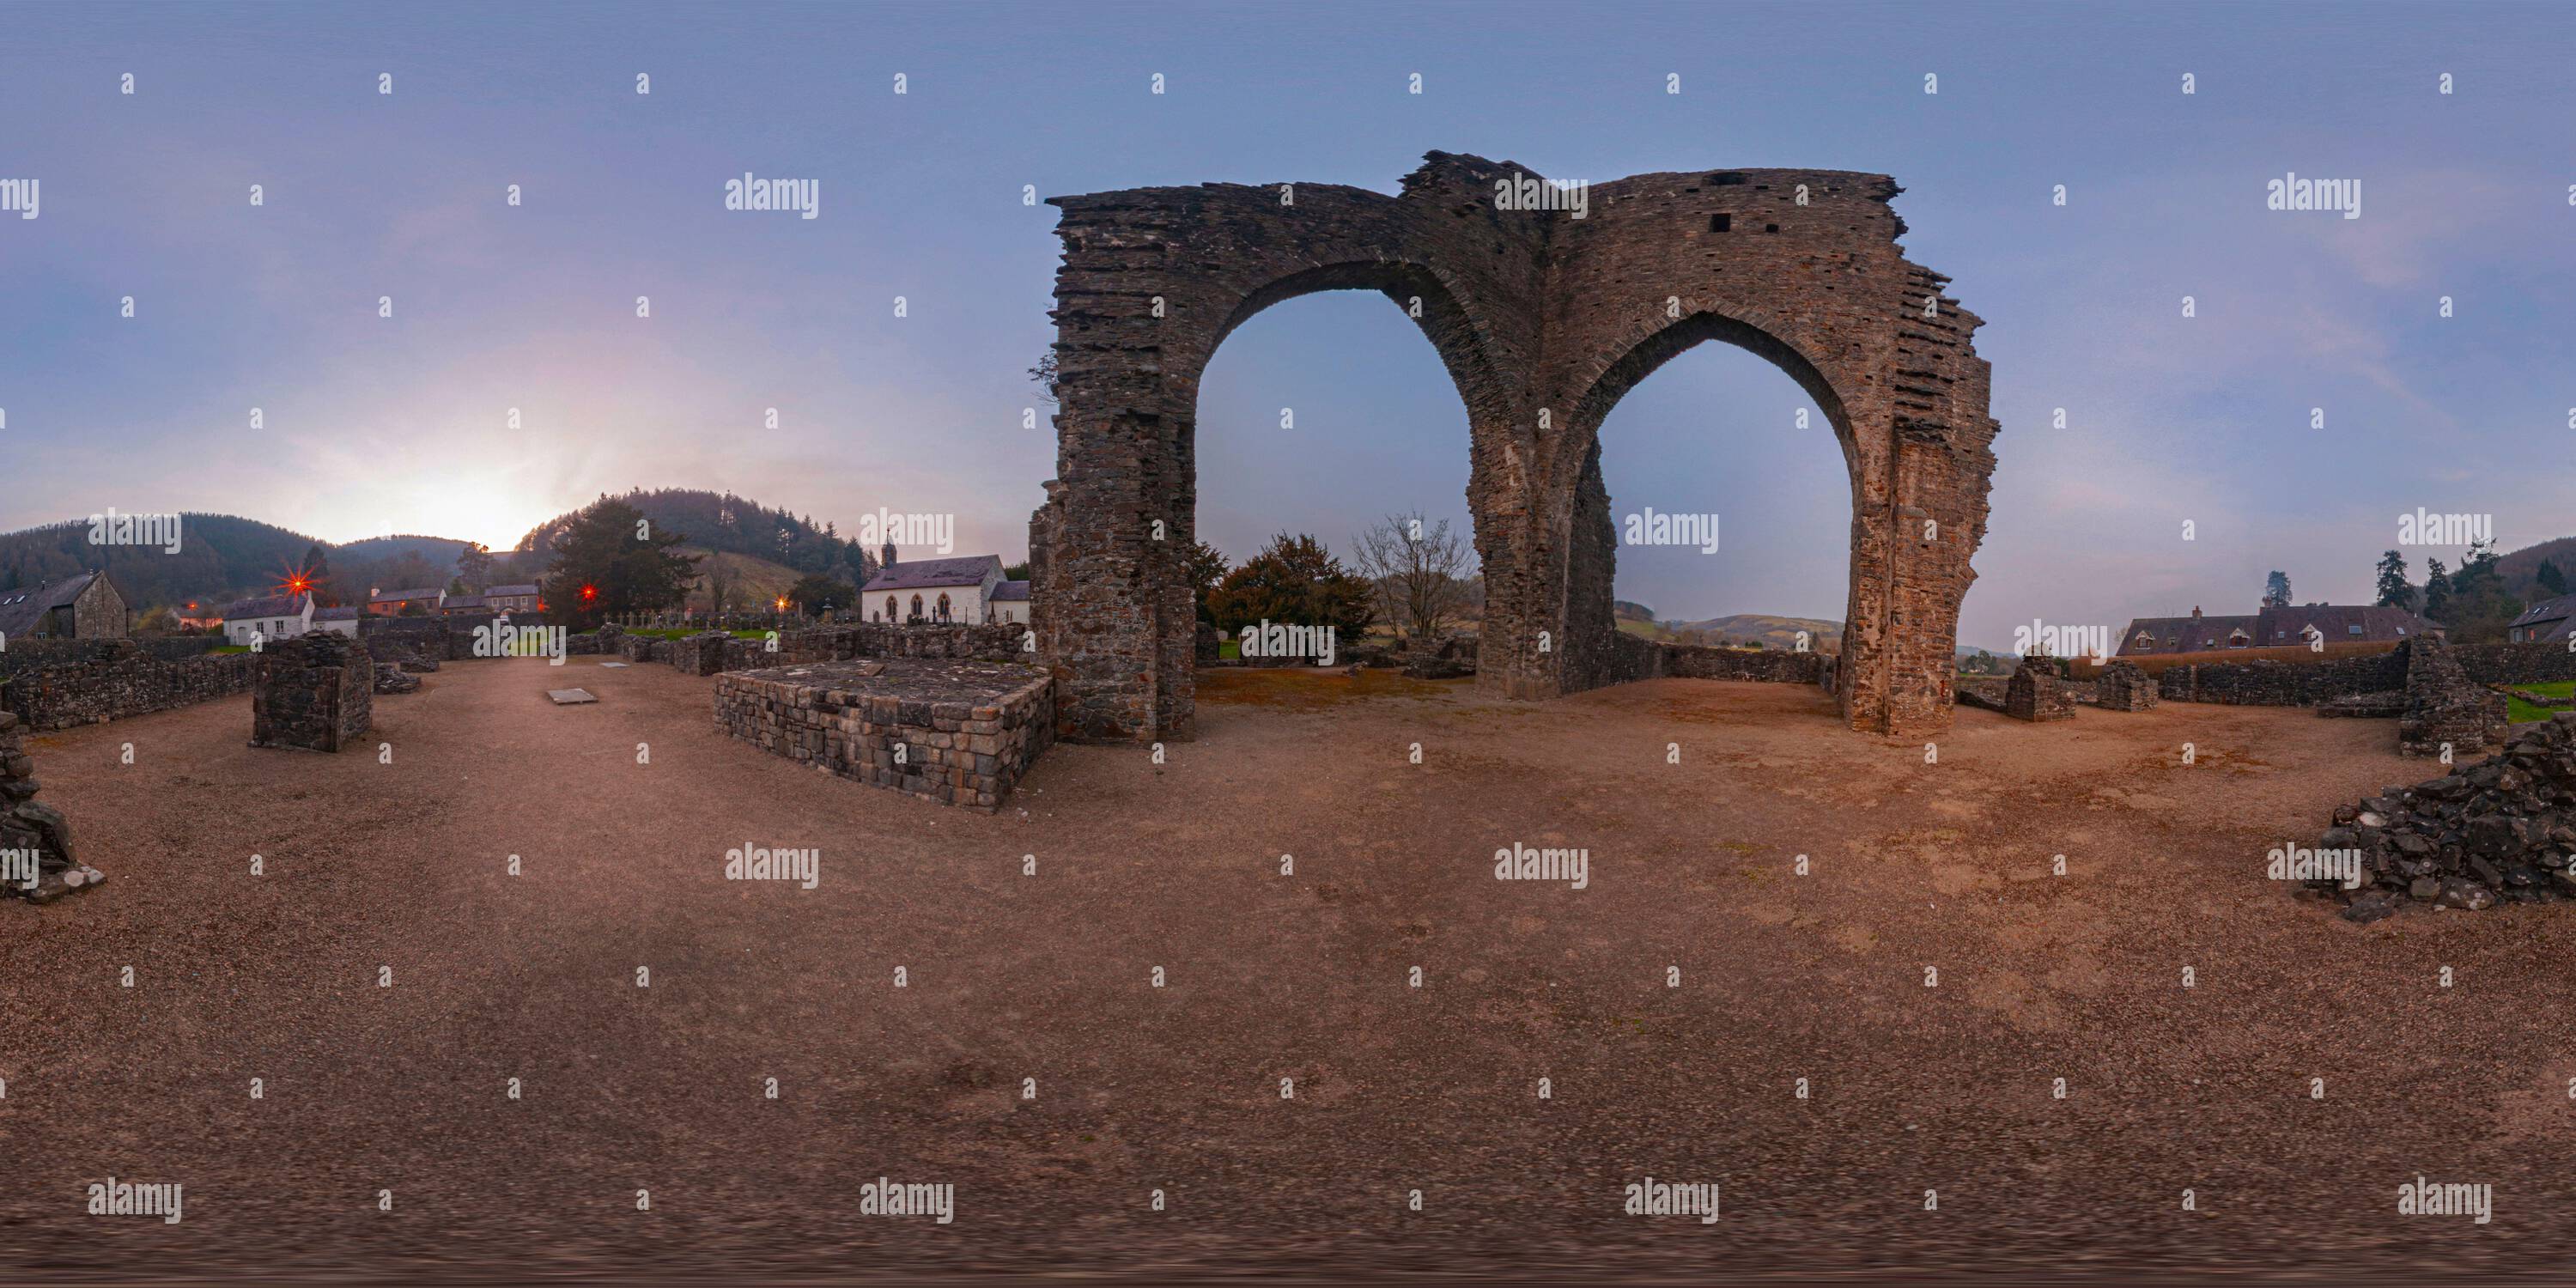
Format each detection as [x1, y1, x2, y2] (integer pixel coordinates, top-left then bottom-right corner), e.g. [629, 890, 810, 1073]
[547, 689, 598, 705]
[600, 662, 629, 668]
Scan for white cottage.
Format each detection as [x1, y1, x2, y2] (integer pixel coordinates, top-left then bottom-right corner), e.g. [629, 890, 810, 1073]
[861, 549, 1013, 624]
[222, 592, 313, 645]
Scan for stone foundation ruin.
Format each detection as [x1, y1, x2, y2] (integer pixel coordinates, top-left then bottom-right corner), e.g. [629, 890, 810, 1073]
[250, 634, 374, 752]
[714, 658, 1055, 811]
[2091, 660, 2158, 712]
[2317, 712, 2576, 922]
[2398, 637, 2508, 759]
[2003, 656, 2075, 722]
[0, 711, 104, 903]
[1027, 152, 1997, 744]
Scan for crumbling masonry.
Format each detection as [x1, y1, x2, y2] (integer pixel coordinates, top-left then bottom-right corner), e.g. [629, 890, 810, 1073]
[1028, 152, 1998, 742]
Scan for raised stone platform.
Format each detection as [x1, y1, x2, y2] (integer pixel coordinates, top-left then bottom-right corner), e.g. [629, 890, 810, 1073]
[714, 658, 1055, 811]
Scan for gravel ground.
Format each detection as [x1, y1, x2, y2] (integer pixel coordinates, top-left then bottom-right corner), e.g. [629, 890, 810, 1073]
[3, 656, 2572, 1283]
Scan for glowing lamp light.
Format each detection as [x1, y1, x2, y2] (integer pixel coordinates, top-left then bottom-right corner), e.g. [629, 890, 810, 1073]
[580, 585, 598, 603]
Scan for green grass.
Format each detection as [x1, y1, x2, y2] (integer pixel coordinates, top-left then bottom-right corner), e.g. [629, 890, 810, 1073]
[2506, 679, 2575, 724]
[1218, 640, 1239, 659]
[211, 645, 252, 654]
[624, 628, 772, 641]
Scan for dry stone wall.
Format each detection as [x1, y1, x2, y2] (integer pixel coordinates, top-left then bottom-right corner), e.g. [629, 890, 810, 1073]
[714, 659, 1055, 811]
[1607, 634, 1829, 685]
[0, 641, 254, 732]
[2004, 657, 2075, 721]
[251, 635, 374, 753]
[2091, 660, 2158, 711]
[2155, 647, 2409, 708]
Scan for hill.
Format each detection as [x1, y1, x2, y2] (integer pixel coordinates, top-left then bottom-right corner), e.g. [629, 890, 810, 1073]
[682, 549, 810, 612]
[519, 489, 878, 588]
[1680, 613, 1844, 652]
[0, 513, 324, 611]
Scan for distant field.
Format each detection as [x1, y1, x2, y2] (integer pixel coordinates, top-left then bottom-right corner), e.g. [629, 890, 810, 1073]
[2113, 641, 2400, 678]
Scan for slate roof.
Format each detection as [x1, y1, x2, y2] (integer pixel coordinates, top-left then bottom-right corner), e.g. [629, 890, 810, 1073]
[442, 594, 489, 610]
[2118, 605, 2438, 655]
[483, 584, 539, 598]
[222, 592, 311, 620]
[991, 580, 1030, 602]
[2510, 594, 2576, 641]
[2118, 614, 2260, 655]
[372, 586, 445, 603]
[314, 606, 361, 621]
[0, 573, 98, 637]
[861, 555, 1001, 592]
[2254, 605, 2436, 647]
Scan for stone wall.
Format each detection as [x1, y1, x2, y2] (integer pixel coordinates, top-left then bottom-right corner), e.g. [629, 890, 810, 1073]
[2154, 647, 2410, 707]
[2450, 641, 2576, 687]
[714, 659, 1056, 811]
[2398, 638, 2506, 759]
[0, 641, 255, 732]
[1030, 151, 1997, 743]
[2005, 657, 2075, 721]
[251, 635, 374, 753]
[360, 616, 461, 664]
[1606, 633, 1830, 685]
[0, 635, 219, 676]
[2092, 660, 2158, 711]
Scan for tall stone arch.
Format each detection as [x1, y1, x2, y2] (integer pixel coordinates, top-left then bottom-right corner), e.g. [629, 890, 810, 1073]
[1030, 153, 1998, 741]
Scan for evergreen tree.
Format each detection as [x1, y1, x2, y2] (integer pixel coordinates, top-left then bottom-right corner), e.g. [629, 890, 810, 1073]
[1205, 533, 1374, 640]
[538, 498, 703, 630]
[2421, 558, 2452, 620]
[2263, 570, 2292, 607]
[2373, 550, 2411, 608]
[2540, 558, 2567, 597]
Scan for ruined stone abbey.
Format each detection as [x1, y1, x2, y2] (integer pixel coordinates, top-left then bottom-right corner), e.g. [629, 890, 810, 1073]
[1025, 151, 2000, 742]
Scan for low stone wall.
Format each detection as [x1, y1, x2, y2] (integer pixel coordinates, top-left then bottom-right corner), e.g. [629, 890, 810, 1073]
[2451, 641, 2576, 687]
[2092, 661, 2158, 711]
[0, 641, 255, 732]
[715, 658, 1055, 811]
[2398, 638, 2506, 759]
[251, 635, 374, 752]
[0, 635, 220, 676]
[2155, 646, 2410, 707]
[1607, 634, 1829, 685]
[360, 616, 464, 664]
[2005, 658, 2075, 721]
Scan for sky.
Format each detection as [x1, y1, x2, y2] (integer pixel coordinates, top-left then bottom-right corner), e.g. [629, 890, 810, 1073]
[4, 1, 2572, 650]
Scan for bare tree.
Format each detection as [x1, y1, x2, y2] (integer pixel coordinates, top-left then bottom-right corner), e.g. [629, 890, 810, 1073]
[1351, 513, 1472, 641]
[705, 559, 737, 615]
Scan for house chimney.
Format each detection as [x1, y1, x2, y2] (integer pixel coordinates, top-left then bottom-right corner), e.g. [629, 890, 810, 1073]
[881, 541, 896, 571]
[2190, 605, 2202, 618]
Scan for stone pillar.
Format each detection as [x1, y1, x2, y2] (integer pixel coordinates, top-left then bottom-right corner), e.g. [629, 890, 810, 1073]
[252, 635, 374, 752]
[2004, 655, 2075, 722]
[2093, 660, 2159, 711]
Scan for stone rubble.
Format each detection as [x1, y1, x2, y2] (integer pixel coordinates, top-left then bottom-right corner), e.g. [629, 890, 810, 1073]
[0, 711, 106, 903]
[2319, 711, 2576, 922]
